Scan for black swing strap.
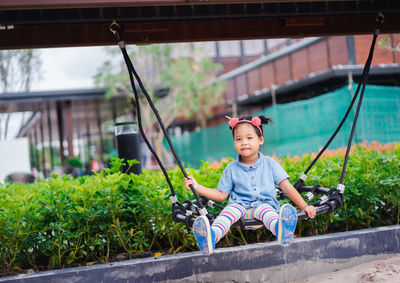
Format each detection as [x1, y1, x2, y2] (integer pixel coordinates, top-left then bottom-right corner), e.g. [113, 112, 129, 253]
[339, 14, 383, 185]
[292, 12, 384, 221]
[293, 12, 384, 190]
[110, 22, 209, 217]
[239, 12, 385, 225]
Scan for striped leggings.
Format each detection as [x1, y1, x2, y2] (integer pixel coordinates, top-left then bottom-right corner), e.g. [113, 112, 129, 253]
[211, 203, 278, 243]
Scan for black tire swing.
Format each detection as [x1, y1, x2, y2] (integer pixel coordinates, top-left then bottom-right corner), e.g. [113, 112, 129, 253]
[109, 12, 384, 229]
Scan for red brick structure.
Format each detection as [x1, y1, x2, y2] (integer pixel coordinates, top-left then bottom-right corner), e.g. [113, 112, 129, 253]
[207, 34, 400, 127]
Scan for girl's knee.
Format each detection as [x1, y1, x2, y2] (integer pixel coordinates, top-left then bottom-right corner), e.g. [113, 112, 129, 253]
[255, 203, 275, 213]
[253, 203, 278, 219]
[225, 203, 246, 218]
[258, 203, 274, 209]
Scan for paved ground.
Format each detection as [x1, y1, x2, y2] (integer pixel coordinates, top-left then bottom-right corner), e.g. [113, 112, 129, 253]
[291, 254, 400, 283]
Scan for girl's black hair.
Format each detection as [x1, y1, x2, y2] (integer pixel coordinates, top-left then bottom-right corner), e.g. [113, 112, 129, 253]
[230, 115, 273, 137]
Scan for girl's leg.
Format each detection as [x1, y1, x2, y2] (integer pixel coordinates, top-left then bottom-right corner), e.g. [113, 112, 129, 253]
[276, 204, 297, 247]
[193, 215, 214, 255]
[251, 203, 279, 235]
[211, 203, 246, 243]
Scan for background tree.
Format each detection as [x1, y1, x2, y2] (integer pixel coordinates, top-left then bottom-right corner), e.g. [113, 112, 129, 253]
[94, 43, 226, 166]
[0, 49, 41, 139]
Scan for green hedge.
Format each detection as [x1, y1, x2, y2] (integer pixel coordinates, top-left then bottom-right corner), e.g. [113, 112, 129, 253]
[0, 143, 399, 275]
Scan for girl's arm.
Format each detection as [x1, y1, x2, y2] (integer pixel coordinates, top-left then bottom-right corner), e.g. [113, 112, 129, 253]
[278, 178, 316, 219]
[184, 176, 229, 202]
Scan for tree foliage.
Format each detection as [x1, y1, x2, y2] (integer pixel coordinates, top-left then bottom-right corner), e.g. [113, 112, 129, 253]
[378, 35, 400, 53]
[0, 49, 41, 93]
[0, 49, 41, 139]
[94, 43, 226, 165]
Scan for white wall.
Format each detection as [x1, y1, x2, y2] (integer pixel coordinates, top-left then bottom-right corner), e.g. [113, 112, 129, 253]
[0, 138, 31, 182]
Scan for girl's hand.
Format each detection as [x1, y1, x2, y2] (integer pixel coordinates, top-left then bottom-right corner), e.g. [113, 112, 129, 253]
[303, 205, 317, 219]
[184, 176, 199, 191]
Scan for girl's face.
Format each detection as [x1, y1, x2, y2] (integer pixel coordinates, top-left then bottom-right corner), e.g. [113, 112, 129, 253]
[233, 123, 264, 161]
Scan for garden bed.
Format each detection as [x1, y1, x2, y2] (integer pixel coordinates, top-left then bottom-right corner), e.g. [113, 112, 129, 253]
[1, 225, 400, 282]
[0, 142, 399, 276]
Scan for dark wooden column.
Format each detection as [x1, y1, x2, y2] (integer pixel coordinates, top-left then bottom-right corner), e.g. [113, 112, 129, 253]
[391, 34, 397, 64]
[78, 129, 85, 168]
[95, 100, 104, 166]
[39, 110, 47, 178]
[56, 101, 65, 166]
[85, 104, 92, 171]
[65, 100, 74, 158]
[325, 38, 332, 68]
[111, 98, 117, 148]
[33, 124, 40, 171]
[46, 102, 54, 170]
[28, 133, 36, 170]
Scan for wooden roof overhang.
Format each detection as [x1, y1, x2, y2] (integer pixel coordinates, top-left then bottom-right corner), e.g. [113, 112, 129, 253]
[1, 0, 400, 49]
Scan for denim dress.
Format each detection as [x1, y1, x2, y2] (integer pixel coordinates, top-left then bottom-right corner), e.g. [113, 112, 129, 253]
[217, 152, 289, 211]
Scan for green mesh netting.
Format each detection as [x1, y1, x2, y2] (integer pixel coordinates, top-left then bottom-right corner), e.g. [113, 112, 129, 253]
[168, 84, 400, 168]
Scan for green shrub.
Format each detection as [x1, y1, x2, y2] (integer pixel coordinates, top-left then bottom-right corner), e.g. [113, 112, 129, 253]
[0, 142, 399, 275]
[65, 157, 83, 169]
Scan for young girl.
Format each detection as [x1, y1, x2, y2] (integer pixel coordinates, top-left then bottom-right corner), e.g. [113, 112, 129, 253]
[184, 115, 316, 255]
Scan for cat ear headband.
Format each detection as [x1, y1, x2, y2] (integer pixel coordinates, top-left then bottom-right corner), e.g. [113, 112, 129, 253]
[225, 116, 262, 136]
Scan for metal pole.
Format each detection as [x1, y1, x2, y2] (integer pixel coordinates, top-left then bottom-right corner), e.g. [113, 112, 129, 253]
[215, 41, 223, 76]
[239, 40, 246, 66]
[346, 35, 356, 65]
[263, 39, 269, 56]
[271, 84, 277, 106]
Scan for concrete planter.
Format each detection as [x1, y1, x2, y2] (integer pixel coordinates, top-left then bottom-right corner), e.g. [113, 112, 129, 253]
[1, 225, 400, 283]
